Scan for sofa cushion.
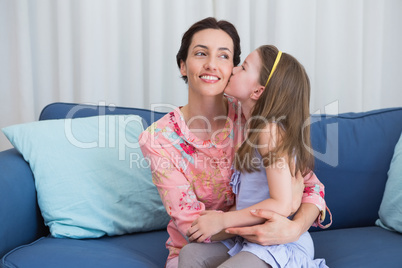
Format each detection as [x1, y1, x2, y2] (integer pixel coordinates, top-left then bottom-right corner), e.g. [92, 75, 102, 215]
[39, 102, 166, 128]
[376, 132, 402, 233]
[311, 226, 402, 268]
[2, 115, 169, 239]
[1, 231, 169, 268]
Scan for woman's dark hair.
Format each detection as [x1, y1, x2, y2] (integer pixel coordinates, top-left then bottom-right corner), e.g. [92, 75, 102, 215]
[176, 17, 241, 83]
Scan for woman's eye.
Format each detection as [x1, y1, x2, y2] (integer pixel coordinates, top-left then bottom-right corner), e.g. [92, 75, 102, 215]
[195, 52, 206, 56]
[220, 54, 229, 59]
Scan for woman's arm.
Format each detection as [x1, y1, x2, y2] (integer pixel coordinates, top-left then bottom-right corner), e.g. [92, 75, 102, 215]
[302, 171, 328, 226]
[224, 203, 319, 246]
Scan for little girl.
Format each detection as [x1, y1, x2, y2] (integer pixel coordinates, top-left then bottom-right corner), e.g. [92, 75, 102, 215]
[178, 45, 330, 267]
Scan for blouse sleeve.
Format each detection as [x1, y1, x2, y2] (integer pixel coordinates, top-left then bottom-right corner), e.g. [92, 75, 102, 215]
[302, 171, 332, 228]
[140, 130, 205, 239]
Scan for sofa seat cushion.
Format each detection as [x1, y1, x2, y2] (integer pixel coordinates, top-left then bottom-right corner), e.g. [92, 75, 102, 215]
[1, 231, 169, 268]
[311, 226, 402, 268]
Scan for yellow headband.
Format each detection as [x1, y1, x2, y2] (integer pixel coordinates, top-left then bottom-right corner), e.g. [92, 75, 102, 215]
[264, 51, 282, 88]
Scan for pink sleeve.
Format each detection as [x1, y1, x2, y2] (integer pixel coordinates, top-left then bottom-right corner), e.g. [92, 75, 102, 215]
[302, 171, 332, 228]
[140, 130, 205, 238]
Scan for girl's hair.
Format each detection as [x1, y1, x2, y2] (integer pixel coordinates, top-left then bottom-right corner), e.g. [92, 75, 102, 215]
[234, 45, 314, 176]
[176, 17, 241, 83]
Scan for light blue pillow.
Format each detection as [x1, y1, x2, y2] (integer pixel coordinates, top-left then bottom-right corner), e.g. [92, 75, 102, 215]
[376, 133, 402, 233]
[2, 115, 169, 239]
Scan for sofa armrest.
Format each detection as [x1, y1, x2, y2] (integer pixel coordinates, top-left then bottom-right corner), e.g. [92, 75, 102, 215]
[0, 149, 48, 257]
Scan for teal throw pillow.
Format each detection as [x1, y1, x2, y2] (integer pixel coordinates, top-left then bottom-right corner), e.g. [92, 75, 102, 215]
[2, 115, 169, 239]
[376, 132, 402, 233]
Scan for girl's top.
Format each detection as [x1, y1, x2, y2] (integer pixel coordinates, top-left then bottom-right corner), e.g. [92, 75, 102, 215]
[140, 96, 328, 260]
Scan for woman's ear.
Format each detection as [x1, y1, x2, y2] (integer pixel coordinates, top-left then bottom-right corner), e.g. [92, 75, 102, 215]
[180, 60, 187, 76]
[250, 86, 265, 101]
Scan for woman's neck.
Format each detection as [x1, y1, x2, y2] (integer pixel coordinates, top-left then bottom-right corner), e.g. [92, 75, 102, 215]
[181, 94, 228, 139]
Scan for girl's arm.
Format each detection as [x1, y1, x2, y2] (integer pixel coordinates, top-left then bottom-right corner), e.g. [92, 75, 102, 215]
[187, 160, 292, 242]
[224, 204, 319, 246]
[224, 171, 329, 245]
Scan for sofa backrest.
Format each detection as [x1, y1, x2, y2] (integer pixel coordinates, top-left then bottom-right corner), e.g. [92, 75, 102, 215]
[0, 148, 50, 257]
[310, 107, 402, 231]
[40, 103, 402, 231]
[39, 102, 166, 128]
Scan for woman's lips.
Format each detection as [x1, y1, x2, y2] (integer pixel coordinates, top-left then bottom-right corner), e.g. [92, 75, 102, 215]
[199, 75, 220, 83]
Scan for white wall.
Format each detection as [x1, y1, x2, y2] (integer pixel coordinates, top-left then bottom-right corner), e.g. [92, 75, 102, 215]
[1, 0, 401, 151]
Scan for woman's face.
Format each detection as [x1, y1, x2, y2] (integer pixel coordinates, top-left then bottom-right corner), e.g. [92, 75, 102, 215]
[180, 29, 234, 97]
[225, 50, 262, 102]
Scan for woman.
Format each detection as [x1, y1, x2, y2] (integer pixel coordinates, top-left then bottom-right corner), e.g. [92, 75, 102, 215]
[140, 17, 327, 268]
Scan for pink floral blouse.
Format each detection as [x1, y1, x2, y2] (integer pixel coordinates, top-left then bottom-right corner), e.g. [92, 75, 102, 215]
[140, 96, 328, 260]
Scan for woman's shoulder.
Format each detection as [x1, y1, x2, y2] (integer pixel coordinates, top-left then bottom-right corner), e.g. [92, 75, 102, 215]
[143, 111, 170, 131]
[140, 108, 182, 142]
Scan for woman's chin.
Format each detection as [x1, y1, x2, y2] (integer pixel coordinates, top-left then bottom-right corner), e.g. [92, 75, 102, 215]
[223, 90, 235, 98]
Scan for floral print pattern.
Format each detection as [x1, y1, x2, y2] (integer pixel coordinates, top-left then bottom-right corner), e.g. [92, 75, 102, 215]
[140, 96, 244, 260]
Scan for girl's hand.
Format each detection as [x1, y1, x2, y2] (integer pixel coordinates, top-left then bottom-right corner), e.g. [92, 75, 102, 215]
[186, 210, 225, 243]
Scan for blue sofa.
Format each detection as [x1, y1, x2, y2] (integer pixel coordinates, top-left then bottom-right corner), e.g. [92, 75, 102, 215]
[1, 102, 402, 268]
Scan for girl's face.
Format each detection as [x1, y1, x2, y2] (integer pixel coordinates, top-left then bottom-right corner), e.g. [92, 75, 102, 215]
[225, 50, 262, 101]
[180, 29, 234, 97]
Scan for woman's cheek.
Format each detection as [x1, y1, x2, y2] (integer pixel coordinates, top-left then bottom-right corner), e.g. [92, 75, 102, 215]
[223, 65, 234, 83]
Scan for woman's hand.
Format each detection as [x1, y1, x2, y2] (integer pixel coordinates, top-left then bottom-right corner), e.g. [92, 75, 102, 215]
[186, 210, 225, 243]
[224, 209, 302, 246]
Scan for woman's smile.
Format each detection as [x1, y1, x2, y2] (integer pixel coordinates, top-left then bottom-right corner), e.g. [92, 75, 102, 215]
[199, 74, 220, 83]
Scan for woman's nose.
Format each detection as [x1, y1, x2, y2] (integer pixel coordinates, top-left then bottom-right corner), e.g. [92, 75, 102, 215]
[204, 56, 217, 70]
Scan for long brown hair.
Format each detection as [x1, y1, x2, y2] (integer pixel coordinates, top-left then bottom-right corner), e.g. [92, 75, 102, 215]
[234, 45, 314, 176]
